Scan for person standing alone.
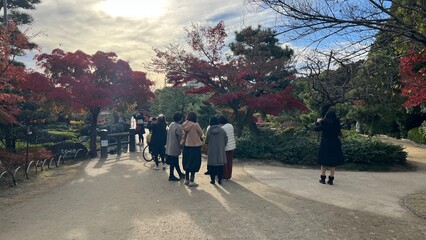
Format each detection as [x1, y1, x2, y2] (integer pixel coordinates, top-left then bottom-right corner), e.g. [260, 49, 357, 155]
[165, 112, 185, 181]
[314, 110, 344, 185]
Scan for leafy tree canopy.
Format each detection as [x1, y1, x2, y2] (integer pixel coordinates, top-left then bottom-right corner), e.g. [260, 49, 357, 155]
[0, 23, 35, 125]
[33, 49, 155, 156]
[151, 22, 306, 136]
[0, 0, 41, 25]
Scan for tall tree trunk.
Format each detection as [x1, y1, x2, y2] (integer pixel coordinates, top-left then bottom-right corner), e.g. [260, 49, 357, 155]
[244, 109, 260, 136]
[248, 117, 260, 135]
[232, 106, 244, 138]
[5, 126, 16, 152]
[89, 108, 101, 158]
[232, 106, 260, 137]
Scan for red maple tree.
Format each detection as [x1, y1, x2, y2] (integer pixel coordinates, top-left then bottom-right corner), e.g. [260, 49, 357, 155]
[34, 49, 155, 157]
[0, 23, 35, 124]
[151, 22, 306, 136]
[400, 50, 426, 107]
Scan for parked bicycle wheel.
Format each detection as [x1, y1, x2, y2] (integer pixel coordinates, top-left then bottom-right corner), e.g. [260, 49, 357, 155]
[143, 145, 153, 162]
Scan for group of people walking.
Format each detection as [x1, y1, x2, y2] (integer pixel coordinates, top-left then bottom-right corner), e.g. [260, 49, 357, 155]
[147, 111, 236, 187]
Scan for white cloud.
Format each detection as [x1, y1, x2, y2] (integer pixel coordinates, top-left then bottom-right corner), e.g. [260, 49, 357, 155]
[21, 0, 276, 88]
[18, 0, 370, 88]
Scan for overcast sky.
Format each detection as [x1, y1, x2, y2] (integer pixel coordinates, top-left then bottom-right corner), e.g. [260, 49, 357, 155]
[19, 0, 279, 87]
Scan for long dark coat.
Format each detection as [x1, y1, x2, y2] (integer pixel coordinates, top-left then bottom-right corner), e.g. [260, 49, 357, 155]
[206, 125, 228, 166]
[314, 120, 344, 167]
[148, 122, 167, 156]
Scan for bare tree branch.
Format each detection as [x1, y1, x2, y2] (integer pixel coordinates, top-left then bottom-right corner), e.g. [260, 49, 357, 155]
[246, 0, 426, 54]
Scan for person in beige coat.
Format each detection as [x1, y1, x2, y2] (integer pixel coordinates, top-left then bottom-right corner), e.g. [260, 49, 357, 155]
[181, 112, 203, 187]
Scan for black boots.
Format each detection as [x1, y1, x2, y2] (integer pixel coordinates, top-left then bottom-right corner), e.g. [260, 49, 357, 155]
[319, 175, 335, 185]
[168, 175, 180, 181]
[319, 175, 326, 184]
[327, 176, 334, 185]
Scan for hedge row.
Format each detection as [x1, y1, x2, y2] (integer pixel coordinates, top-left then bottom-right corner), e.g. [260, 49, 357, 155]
[407, 127, 426, 144]
[234, 130, 407, 166]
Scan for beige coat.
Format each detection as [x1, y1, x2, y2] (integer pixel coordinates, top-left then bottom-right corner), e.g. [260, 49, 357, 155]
[181, 120, 203, 147]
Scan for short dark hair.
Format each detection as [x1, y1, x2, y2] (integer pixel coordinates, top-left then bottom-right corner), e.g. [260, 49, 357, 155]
[209, 116, 219, 126]
[173, 112, 183, 123]
[157, 114, 166, 127]
[218, 115, 228, 125]
[186, 112, 197, 123]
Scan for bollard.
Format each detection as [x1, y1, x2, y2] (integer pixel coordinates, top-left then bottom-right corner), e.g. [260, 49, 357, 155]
[129, 129, 136, 152]
[100, 129, 108, 159]
[117, 136, 122, 156]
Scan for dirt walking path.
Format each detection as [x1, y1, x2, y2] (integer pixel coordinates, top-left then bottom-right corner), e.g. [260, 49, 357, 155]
[0, 140, 425, 239]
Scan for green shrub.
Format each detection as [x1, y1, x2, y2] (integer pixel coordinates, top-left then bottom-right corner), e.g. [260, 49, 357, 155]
[70, 120, 85, 129]
[274, 137, 318, 165]
[420, 121, 426, 138]
[79, 125, 91, 136]
[342, 137, 407, 164]
[44, 123, 70, 130]
[408, 127, 426, 144]
[235, 130, 318, 165]
[47, 130, 77, 140]
[30, 130, 77, 144]
[235, 130, 407, 167]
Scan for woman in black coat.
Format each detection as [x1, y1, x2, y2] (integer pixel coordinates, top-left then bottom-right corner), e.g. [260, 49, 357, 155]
[314, 110, 344, 185]
[149, 114, 167, 170]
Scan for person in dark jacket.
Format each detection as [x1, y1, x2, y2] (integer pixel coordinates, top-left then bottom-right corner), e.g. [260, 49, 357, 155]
[206, 116, 228, 184]
[314, 110, 344, 185]
[149, 114, 167, 170]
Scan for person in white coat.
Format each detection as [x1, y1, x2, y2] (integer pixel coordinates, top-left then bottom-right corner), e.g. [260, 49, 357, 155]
[218, 115, 236, 180]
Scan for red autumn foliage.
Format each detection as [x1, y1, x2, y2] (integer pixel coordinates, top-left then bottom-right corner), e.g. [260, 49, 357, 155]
[34, 49, 155, 156]
[0, 148, 53, 167]
[151, 22, 306, 135]
[35, 49, 155, 110]
[399, 51, 426, 107]
[0, 23, 34, 124]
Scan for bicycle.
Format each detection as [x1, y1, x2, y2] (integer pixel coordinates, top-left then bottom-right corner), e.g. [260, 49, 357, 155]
[142, 145, 153, 162]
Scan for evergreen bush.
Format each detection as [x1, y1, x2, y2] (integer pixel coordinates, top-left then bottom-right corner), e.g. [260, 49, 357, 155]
[31, 130, 77, 144]
[407, 127, 426, 144]
[235, 130, 407, 167]
[342, 136, 407, 164]
[420, 121, 426, 139]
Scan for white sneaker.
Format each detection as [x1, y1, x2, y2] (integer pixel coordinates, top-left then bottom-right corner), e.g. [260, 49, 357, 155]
[162, 163, 166, 170]
[153, 166, 160, 170]
[188, 181, 198, 187]
[184, 180, 190, 185]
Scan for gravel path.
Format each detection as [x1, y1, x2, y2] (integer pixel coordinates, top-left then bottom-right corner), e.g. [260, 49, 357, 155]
[0, 139, 425, 240]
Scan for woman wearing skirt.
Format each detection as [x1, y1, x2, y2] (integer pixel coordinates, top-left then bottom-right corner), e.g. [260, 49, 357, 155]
[181, 112, 204, 187]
